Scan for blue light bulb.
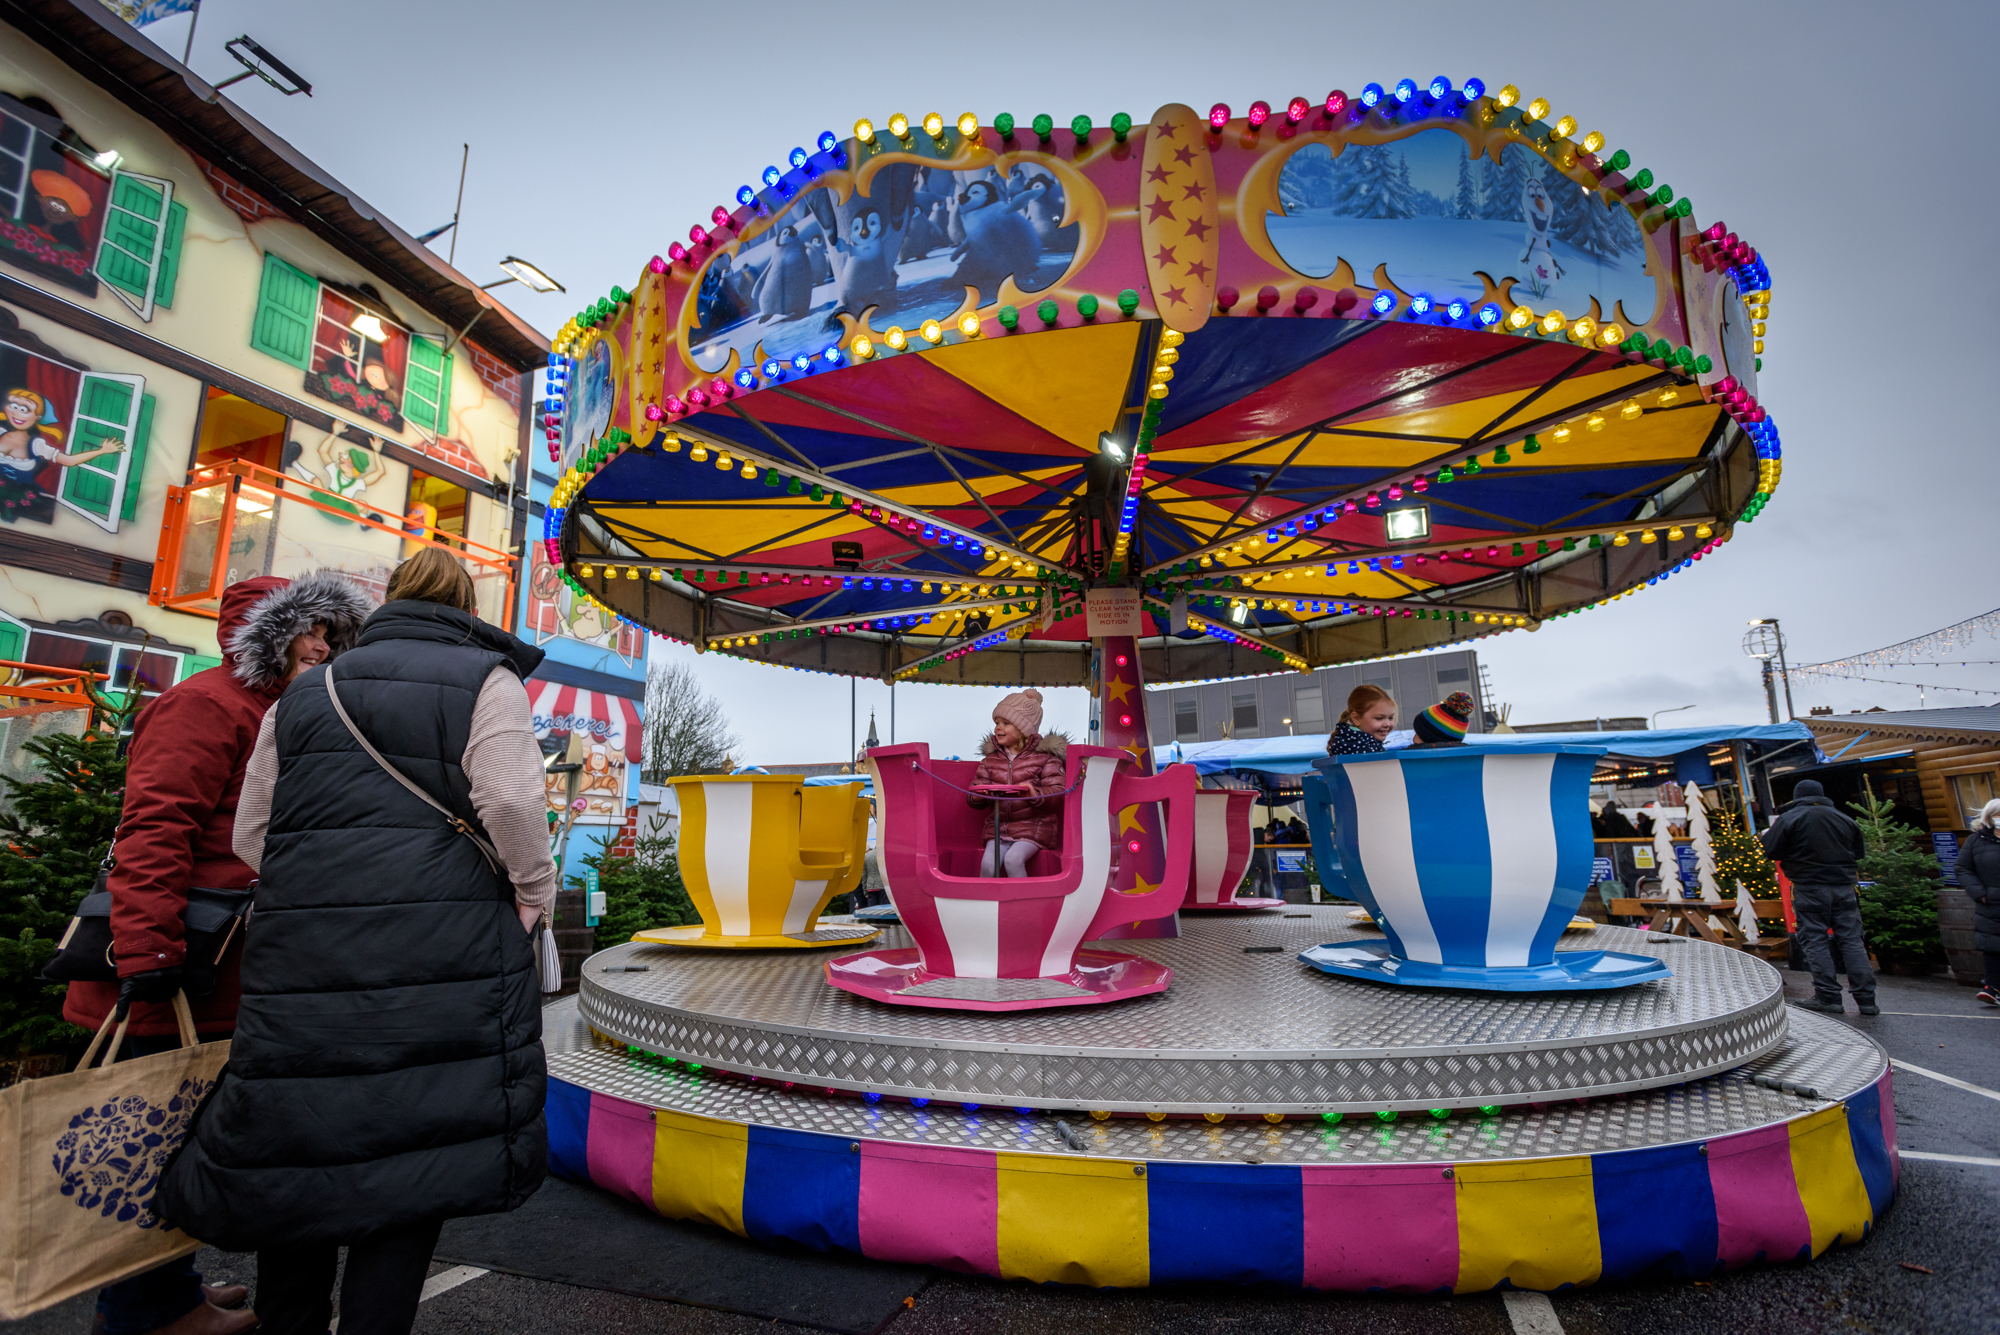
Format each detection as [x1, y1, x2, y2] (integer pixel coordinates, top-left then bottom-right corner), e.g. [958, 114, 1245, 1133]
[823, 346, 846, 367]
[1446, 299, 1469, 321]
[737, 185, 756, 207]
[762, 358, 783, 379]
[1464, 78, 1486, 100]
[818, 131, 838, 154]
[1477, 302, 1503, 326]
[860, 578, 874, 590]
[863, 1091, 881, 1104]
[1394, 79, 1418, 104]
[1360, 82, 1384, 107]
[734, 368, 757, 389]
[762, 166, 781, 188]
[1371, 291, 1395, 314]
[789, 147, 809, 171]
[791, 353, 812, 374]
[1429, 75, 1452, 100]
[1409, 293, 1433, 316]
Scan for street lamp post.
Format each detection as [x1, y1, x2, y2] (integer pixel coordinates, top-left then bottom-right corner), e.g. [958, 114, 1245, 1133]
[1746, 619, 1795, 721]
[1651, 704, 1696, 730]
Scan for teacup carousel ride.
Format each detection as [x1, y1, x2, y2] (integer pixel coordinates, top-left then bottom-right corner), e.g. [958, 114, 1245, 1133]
[546, 85, 1892, 1292]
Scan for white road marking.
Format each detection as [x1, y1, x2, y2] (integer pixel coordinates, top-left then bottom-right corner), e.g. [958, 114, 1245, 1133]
[1503, 1290, 1565, 1335]
[1892, 1059, 2000, 1104]
[419, 1266, 491, 1302]
[1901, 1150, 2000, 1168]
[1876, 1011, 1999, 1019]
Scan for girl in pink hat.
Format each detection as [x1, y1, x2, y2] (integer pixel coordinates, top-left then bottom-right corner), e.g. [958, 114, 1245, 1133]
[967, 688, 1068, 876]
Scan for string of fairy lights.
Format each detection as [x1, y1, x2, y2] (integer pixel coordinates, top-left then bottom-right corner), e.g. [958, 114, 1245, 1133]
[528, 83, 1777, 684]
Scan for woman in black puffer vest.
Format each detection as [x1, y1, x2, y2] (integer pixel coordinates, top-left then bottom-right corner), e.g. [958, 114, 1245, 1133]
[160, 548, 556, 1335]
[1955, 798, 2000, 1005]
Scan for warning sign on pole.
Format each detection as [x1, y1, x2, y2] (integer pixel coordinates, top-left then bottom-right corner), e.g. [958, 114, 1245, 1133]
[1086, 588, 1142, 637]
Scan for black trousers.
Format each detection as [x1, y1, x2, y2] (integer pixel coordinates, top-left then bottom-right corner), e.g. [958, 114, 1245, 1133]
[1983, 950, 2000, 991]
[255, 1218, 444, 1335]
[1792, 881, 1876, 1004]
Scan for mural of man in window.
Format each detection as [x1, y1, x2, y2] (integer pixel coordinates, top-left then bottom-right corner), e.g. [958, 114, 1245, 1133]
[0, 387, 125, 523]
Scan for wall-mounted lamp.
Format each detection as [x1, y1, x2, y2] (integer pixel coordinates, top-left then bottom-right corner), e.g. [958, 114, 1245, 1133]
[482, 256, 566, 293]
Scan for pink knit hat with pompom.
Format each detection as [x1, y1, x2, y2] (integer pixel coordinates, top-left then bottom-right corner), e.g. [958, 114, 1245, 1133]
[993, 688, 1044, 738]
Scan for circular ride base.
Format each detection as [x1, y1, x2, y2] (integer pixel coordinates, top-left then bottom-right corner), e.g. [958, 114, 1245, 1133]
[548, 907, 1897, 1292]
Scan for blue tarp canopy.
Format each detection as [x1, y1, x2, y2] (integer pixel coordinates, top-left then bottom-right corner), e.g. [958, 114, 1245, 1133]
[1152, 722, 1820, 777]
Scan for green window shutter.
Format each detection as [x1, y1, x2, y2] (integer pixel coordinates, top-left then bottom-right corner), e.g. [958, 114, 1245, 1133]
[403, 336, 445, 432]
[94, 170, 173, 319]
[153, 201, 186, 310]
[180, 653, 222, 682]
[0, 614, 25, 666]
[56, 373, 144, 533]
[119, 393, 155, 522]
[437, 344, 454, 435]
[250, 252, 316, 368]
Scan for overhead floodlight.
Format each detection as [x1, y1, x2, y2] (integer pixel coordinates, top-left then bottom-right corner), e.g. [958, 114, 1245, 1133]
[488, 256, 566, 293]
[1383, 504, 1430, 542]
[1098, 432, 1126, 462]
[348, 312, 391, 343]
[215, 36, 313, 97]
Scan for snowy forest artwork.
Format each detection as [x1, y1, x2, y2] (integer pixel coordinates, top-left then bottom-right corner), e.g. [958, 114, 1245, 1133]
[1270, 128, 1656, 322]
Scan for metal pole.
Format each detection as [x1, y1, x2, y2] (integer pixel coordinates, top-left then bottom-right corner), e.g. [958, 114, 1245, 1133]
[890, 679, 896, 745]
[181, 0, 201, 65]
[1773, 621, 1796, 721]
[447, 144, 468, 268]
[1760, 661, 1779, 725]
[849, 677, 856, 767]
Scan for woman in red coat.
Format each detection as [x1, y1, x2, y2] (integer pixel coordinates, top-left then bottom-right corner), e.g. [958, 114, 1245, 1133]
[65, 571, 368, 1335]
[966, 688, 1067, 876]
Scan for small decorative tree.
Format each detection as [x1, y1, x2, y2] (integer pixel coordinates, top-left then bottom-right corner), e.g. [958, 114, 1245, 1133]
[580, 815, 698, 948]
[0, 704, 130, 1057]
[1849, 777, 1943, 969]
[1708, 791, 1781, 902]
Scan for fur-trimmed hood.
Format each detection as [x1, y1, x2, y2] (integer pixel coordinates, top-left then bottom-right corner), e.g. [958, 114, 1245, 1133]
[976, 729, 1069, 759]
[227, 570, 373, 691]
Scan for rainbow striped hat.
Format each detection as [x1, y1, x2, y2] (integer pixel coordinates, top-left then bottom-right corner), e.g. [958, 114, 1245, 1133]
[1413, 691, 1474, 744]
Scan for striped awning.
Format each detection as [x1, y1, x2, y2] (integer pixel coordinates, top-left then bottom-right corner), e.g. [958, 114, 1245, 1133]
[527, 677, 641, 763]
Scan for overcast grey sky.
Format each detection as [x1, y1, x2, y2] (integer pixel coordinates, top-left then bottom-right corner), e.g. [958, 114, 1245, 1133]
[137, 0, 1999, 760]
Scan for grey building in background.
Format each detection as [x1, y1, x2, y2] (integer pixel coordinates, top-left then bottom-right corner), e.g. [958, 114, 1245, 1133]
[1146, 650, 1484, 748]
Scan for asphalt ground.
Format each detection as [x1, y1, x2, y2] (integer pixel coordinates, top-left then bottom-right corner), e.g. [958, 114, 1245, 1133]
[9, 966, 1995, 1335]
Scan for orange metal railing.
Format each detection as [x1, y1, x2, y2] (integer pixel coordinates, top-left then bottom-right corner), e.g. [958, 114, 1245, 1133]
[0, 661, 110, 715]
[151, 459, 517, 630]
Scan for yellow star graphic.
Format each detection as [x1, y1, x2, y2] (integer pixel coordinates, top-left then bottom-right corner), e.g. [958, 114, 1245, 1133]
[1118, 806, 1145, 835]
[1104, 676, 1134, 706]
[1133, 876, 1160, 895]
[1122, 744, 1148, 763]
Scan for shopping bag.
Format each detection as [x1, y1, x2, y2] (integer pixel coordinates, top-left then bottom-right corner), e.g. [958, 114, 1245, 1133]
[0, 993, 227, 1319]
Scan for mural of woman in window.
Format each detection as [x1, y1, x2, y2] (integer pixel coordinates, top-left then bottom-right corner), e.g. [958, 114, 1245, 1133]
[303, 292, 407, 432]
[0, 388, 125, 523]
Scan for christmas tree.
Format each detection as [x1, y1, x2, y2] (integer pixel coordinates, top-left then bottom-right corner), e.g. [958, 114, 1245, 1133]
[1708, 791, 1780, 901]
[1331, 145, 1416, 219]
[1480, 145, 1536, 222]
[1453, 148, 1480, 220]
[0, 710, 130, 1056]
[1280, 144, 1336, 211]
[1849, 778, 1942, 967]
[1552, 178, 1630, 261]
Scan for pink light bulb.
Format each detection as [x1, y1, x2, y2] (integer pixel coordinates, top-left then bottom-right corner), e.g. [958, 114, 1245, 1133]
[648, 255, 667, 274]
[1247, 100, 1271, 127]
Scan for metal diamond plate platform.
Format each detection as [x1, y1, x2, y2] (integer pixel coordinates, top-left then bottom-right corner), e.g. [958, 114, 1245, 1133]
[574, 907, 1791, 1114]
[546, 997, 1882, 1165]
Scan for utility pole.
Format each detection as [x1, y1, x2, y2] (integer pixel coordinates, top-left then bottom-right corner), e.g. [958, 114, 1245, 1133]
[849, 677, 856, 767]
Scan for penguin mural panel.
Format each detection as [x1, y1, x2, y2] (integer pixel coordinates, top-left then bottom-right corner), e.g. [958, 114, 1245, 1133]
[683, 155, 1083, 372]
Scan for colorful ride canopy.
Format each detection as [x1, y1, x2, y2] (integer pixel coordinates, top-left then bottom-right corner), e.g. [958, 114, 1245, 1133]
[541, 85, 1778, 688]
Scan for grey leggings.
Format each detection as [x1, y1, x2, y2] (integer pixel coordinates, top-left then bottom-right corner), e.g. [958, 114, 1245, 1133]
[980, 839, 1041, 877]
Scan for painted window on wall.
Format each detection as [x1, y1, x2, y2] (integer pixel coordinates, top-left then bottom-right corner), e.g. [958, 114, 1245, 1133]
[0, 334, 152, 533]
[402, 335, 453, 434]
[93, 169, 187, 320]
[0, 95, 112, 298]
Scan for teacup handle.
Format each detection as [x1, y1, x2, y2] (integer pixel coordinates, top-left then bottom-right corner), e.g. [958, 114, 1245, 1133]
[1087, 762, 1197, 935]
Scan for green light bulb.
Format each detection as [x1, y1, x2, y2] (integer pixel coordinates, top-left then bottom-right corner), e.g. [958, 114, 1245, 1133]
[1111, 112, 1132, 141]
[1032, 114, 1054, 139]
[1071, 114, 1092, 140]
[995, 112, 1015, 137]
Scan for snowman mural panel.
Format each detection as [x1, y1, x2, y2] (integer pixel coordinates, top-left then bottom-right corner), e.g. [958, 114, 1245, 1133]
[684, 155, 1083, 373]
[1264, 128, 1654, 322]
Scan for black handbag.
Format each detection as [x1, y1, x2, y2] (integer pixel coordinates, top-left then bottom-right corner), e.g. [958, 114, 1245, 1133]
[40, 839, 254, 997]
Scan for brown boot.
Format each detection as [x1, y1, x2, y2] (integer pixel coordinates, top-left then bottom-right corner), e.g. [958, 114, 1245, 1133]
[202, 1284, 249, 1310]
[144, 1301, 260, 1334]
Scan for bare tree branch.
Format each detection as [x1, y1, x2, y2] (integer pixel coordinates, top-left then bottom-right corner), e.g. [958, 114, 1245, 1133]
[640, 661, 740, 781]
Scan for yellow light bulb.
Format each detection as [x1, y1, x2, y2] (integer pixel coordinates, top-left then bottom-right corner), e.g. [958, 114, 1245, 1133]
[853, 337, 875, 360]
[919, 319, 943, 344]
[1199, 555, 1213, 568]
[922, 112, 944, 138]
[1507, 305, 1534, 329]
[1752, 321, 1766, 338]
[1148, 382, 1169, 399]
[1156, 346, 1179, 364]
[1657, 387, 1679, 406]
[1161, 328, 1185, 346]
[958, 312, 981, 337]
[663, 434, 681, 452]
[1585, 414, 1606, 432]
[1612, 532, 1628, 548]
[1153, 365, 1174, 382]
[690, 444, 708, 462]
[1667, 525, 1684, 541]
[885, 326, 908, 350]
[1620, 400, 1643, 420]
[741, 462, 757, 479]
[1696, 523, 1712, 539]
[1581, 131, 1605, 154]
[1639, 528, 1656, 543]
[1527, 98, 1550, 121]
[716, 452, 733, 469]
[1752, 340, 1764, 354]
[1570, 317, 1596, 342]
[625, 566, 639, 579]
[854, 119, 876, 144]
[957, 112, 979, 137]
[650, 567, 663, 582]
[888, 113, 910, 138]
[1496, 84, 1520, 108]
[1474, 613, 1487, 624]
[1553, 115, 1577, 139]
[579, 564, 594, 577]
[1599, 323, 1625, 346]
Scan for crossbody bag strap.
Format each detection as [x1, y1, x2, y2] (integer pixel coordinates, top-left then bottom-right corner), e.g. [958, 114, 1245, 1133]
[324, 662, 503, 873]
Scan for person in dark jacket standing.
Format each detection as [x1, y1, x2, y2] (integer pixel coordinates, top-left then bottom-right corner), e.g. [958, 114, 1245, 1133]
[159, 547, 557, 1335]
[1762, 778, 1876, 1015]
[66, 571, 369, 1335]
[1952, 798, 2000, 1006]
